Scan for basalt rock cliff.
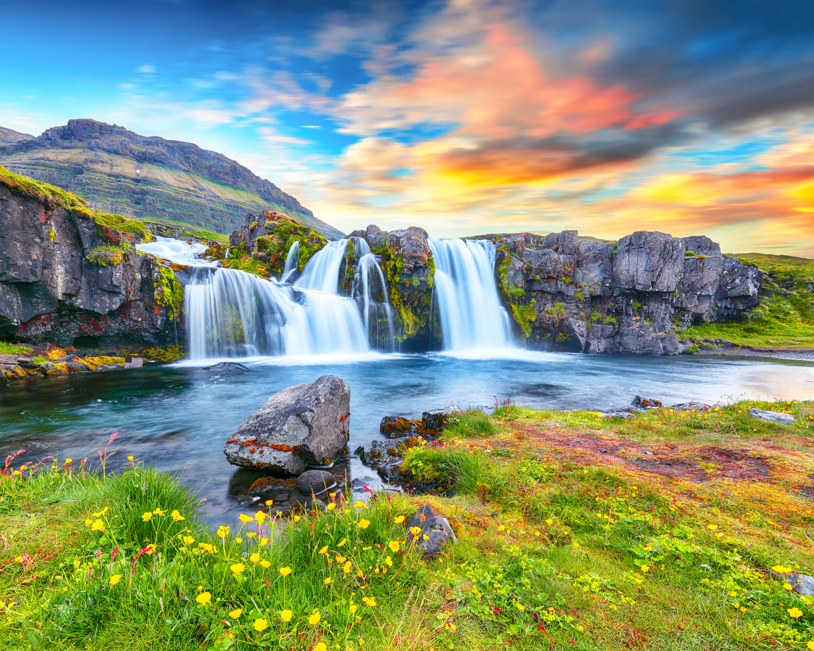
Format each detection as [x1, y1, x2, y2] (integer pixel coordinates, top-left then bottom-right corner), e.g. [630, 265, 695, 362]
[488, 229, 761, 354]
[0, 166, 182, 347]
[0, 119, 343, 239]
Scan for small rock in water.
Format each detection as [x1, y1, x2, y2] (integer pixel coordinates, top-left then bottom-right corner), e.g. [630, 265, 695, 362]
[670, 401, 712, 412]
[421, 407, 460, 432]
[295, 470, 336, 495]
[124, 356, 143, 369]
[632, 396, 663, 409]
[406, 505, 456, 557]
[749, 408, 795, 425]
[203, 362, 249, 372]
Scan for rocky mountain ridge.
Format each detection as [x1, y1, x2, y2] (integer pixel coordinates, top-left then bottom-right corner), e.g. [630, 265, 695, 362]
[0, 119, 343, 239]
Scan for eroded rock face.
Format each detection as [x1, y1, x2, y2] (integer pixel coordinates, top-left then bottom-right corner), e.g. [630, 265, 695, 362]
[0, 184, 180, 346]
[224, 375, 351, 475]
[484, 229, 762, 355]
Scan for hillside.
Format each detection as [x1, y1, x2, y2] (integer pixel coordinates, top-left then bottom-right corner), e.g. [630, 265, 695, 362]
[0, 126, 33, 145]
[687, 252, 814, 349]
[0, 119, 343, 238]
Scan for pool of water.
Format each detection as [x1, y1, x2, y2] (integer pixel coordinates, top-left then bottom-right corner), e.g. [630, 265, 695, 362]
[2, 351, 812, 524]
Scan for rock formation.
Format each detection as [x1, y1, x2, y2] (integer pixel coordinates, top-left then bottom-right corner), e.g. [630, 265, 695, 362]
[224, 375, 351, 475]
[0, 166, 182, 346]
[488, 230, 761, 355]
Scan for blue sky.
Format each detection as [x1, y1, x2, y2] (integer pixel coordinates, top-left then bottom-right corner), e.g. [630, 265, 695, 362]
[3, 0, 814, 254]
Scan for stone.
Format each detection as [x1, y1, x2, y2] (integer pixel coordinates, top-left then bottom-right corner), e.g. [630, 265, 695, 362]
[769, 571, 814, 596]
[124, 356, 143, 369]
[422, 407, 460, 432]
[203, 361, 249, 372]
[632, 396, 663, 409]
[405, 505, 456, 557]
[224, 375, 351, 475]
[749, 408, 795, 424]
[295, 469, 336, 495]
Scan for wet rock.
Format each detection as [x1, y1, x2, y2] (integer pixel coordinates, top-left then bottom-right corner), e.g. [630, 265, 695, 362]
[248, 475, 296, 495]
[632, 396, 663, 409]
[203, 361, 249, 372]
[295, 469, 336, 495]
[66, 360, 91, 372]
[351, 476, 378, 488]
[124, 356, 143, 369]
[422, 407, 459, 432]
[406, 505, 456, 557]
[224, 375, 351, 475]
[380, 416, 421, 438]
[359, 435, 424, 483]
[749, 408, 795, 425]
[670, 401, 712, 412]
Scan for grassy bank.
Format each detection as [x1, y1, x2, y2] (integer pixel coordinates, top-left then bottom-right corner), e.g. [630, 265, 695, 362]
[3, 400, 814, 650]
[687, 253, 814, 349]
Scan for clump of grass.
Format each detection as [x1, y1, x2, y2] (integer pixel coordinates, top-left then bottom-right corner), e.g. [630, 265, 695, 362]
[0, 341, 30, 355]
[445, 408, 496, 438]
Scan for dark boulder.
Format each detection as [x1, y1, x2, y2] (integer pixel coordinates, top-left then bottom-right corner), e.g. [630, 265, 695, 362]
[405, 505, 456, 557]
[224, 375, 351, 475]
[203, 361, 249, 372]
[295, 469, 337, 495]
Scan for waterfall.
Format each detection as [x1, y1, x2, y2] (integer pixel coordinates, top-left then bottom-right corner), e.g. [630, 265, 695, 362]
[137, 236, 217, 267]
[428, 238, 514, 351]
[183, 237, 394, 360]
[280, 241, 300, 282]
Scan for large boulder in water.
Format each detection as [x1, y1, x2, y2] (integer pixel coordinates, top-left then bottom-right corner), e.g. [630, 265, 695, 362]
[223, 375, 351, 475]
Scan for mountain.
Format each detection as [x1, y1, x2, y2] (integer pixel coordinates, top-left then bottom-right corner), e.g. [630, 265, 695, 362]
[0, 119, 343, 238]
[0, 126, 33, 145]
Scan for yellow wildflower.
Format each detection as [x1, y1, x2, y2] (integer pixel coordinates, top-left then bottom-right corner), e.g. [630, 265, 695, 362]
[385, 556, 393, 567]
[92, 507, 109, 517]
[141, 512, 153, 522]
[230, 563, 245, 575]
[327, 503, 336, 511]
[229, 608, 242, 619]
[788, 608, 804, 618]
[338, 538, 347, 547]
[344, 561, 352, 574]
[324, 577, 331, 585]
[255, 511, 267, 524]
[280, 567, 292, 576]
[516, 602, 525, 611]
[153, 508, 166, 516]
[409, 526, 422, 536]
[545, 519, 553, 525]
[183, 536, 195, 545]
[250, 553, 260, 563]
[354, 500, 367, 509]
[253, 618, 268, 632]
[260, 560, 271, 568]
[315, 643, 327, 651]
[239, 513, 254, 524]
[309, 610, 321, 625]
[91, 519, 105, 532]
[707, 524, 718, 531]
[319, 545, 329, 555]
[280, 609, 293, 622]
[235, 537, 243, 544]
[349, 603, 358, 614]
[109, 574, 122, 586]
[388, 540, 399, 553]
[362, 597, 377, 607]
[196, 591, 212, 605]
[171, 510, 185, 521]
[641, 565, 650, 573]
[217, 526, 229, 538]
[394, 515, 405, 524]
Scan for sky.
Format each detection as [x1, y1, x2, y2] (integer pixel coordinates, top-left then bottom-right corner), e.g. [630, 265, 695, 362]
[2, 0, 814, 255]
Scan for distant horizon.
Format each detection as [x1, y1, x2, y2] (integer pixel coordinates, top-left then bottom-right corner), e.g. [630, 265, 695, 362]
[3, 0, 814, 256]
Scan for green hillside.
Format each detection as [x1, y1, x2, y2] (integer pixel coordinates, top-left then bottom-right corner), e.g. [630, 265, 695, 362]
[0, 119, 343, 239]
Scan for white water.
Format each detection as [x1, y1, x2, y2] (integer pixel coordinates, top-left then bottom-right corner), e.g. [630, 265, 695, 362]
[137, 236, 217, 266]
[428, 238, 514, 351]
[349, 239, 396, 351]
[280, 241, 300, 283]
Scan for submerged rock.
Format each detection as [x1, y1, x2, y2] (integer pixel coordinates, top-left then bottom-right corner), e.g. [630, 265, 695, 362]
[406, 505, 456, 557]
[203, 361, 249, 372]
[224, 375, 351, 475]
[749, 408, 795, 424]
[296, 469, 336, 495]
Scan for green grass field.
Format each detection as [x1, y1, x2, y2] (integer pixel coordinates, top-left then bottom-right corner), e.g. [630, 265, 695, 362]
[3, 401, 814, 650]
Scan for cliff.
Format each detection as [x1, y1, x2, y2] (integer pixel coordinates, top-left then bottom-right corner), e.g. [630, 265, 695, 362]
[0, 119, 343, 239]
[0, 165, 182, 346]
[489, 230, 762, 354]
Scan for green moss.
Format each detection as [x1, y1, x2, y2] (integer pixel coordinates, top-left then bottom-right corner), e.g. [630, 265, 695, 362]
[575, 291, 584, 300]
[507, 285, 525, 298]
[154, 266, 184, 321]
[48, 226, 56, 243]
[510, 300, 537, 337]
[632, 301, 642, 310]
[228, 257, 271, 278]
[94, 213, 153, 242]
[0, 341, 31, 355]
[86, 246, 126, 267]
[248, 220, 259, 230]
[685, 344, 700, 354]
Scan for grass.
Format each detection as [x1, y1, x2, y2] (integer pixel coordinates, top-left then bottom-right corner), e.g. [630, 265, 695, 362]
[687, 253, 814, 349]
[3, 399, 814, 650]
[0, 342, 30, 355]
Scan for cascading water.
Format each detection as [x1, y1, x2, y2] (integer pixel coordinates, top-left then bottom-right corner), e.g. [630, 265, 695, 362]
[280, 241, 299, 283]
[181, 236, 394, 360]
[137, 236, 217, 267]
[349, 239, 395, 351]
[428, 238, 514, 351]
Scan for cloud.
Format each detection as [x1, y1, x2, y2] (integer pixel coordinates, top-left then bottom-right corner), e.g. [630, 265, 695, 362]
[136, 64, 156, 74]
[258, 126, 312, 146]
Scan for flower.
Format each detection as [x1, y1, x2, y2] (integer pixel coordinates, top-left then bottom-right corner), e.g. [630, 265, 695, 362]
[409, 526, 422, 536]
[250, 553, 260, 563]
[280, 609, 293, 622]
[309, 610, 321, 625]
[546, 519, 553, 525]
[109, 574, 122, 586]
[363, 597, 377, 607]
[84, 518, 92, 527]
[516, 602, 525, 611]
[255, 511, 267, 524]
[279, 566, 292, 576]
[319, 546, 329, 555]
[336, 555, 346, 563]
[707, 524, 718, 531]
[324, 577, 331, 585]
[388, 540, 400, 553]
[141, 512, 152, 522]
[171, 510, 185, 522]
[327, 503, 336, 511]
[64, 458, 72, 464]
[217, 526, 230, 538]
[230, 563, 245, 575]
[182, 535, 195, 545]
[127, 456, 133, 461]
[293, 515, 301, 522]
[239, 513, 254, 524]
[259, 559, 271, 568]
[497, 525, 505, 532]
[338, 538, 347, 547]
[641, 565, 650, 573]
[235, 537, 243, 544]
[772, 565, 794, 574]
[394, 515, 405, 524]
[349, 604, 358, 614]
[144, 544, 156, 555]
[354, 500, 368, 509]
[344, 561, 352, 574]
[153, 508, 166, 516]
[196, 591, 212, 605]
[253, 618, 268, 632]
[807, 642, 814, 651]
[788, 607, 804, 618]
[92, 507, 109, 517]
[265, 499, 273, 506]
[314, 643, 327, 651]
[229, 608, 242, 619]
[91, 519, 105, 532]
[385, 556, 393, 567]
